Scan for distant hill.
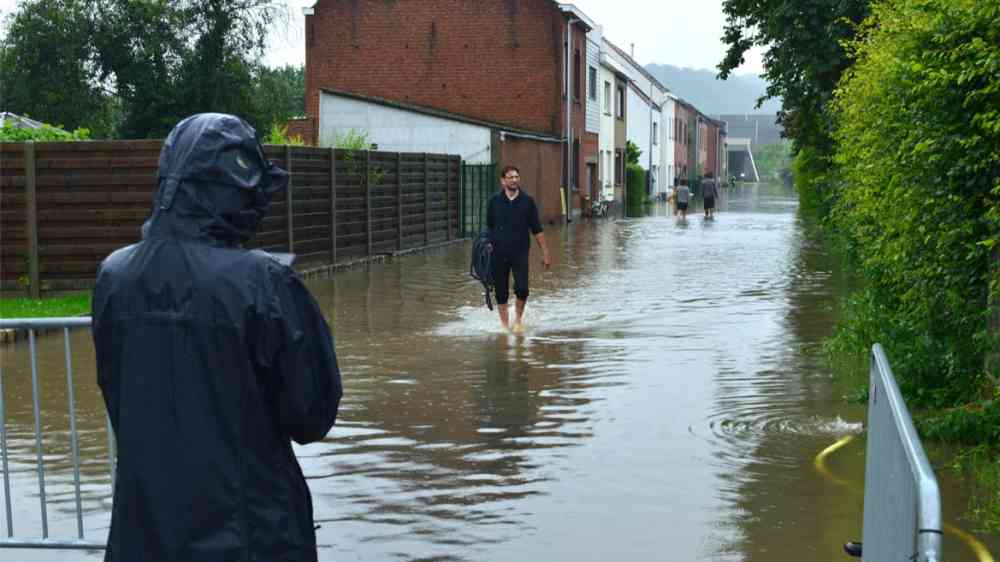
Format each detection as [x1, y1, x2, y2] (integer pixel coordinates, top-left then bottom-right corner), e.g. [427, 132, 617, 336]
[644, 63, 782, 115]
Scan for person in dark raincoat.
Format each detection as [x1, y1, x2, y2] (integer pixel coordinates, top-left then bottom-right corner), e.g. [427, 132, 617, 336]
[92, 113, 343, 562]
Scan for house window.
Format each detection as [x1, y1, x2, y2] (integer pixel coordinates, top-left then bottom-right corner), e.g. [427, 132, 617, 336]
[616, 86, 625, 119]
[614, 149, 623, 185]
[652, 122, 658, 145]
[588, 67, 597, 101]
[603, 81, 611, 114]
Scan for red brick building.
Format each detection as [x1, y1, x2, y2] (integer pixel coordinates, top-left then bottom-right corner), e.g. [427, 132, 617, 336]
[302, 0, 597, 224]
[703, 118, 726, 181]
[674, 99, 695, 185]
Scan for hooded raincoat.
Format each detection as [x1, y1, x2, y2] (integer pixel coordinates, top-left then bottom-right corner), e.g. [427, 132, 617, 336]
[92, 113, 342, 562]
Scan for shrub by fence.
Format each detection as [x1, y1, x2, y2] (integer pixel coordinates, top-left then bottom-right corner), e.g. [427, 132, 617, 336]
[0, 141, 461, 295]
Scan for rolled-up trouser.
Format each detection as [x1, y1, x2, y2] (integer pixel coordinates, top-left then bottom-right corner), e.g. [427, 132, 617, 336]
[493, 251, 530, 304]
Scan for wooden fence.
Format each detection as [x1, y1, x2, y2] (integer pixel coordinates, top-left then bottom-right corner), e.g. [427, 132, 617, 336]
[0, 141, 461, 295]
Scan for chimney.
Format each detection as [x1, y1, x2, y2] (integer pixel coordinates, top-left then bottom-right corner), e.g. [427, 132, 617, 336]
[630, 43, 635, 58]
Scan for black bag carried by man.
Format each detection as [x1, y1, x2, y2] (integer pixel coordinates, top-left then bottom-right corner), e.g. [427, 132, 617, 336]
[470, 231, 495, 310]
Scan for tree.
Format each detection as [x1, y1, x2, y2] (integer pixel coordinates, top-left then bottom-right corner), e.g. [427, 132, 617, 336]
[717, 0, 870, 154]
[0, 0, 118, 138]
[253, 64, 305, 132]
[173, 0, 286, 134]
[92, 0, 285, 138]
[90, 0, 190, 138]
[2, 0, 287, 139]
[625, 140, 641, 165]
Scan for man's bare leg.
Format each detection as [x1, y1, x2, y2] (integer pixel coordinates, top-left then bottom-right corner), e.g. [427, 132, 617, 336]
[498, 303, 511, 331]
[512, 298, 527, 333]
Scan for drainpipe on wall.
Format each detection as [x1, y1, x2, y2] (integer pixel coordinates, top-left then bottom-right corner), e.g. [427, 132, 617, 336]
[648, 82, 653, 198]
[565, 17, 578, 225]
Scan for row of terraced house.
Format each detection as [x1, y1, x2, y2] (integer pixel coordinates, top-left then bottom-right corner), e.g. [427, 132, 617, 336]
[289, 0, 728, 225]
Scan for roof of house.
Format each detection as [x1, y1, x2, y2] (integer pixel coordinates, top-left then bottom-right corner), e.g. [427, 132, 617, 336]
[627, 82, 661, 111]
[601, 39, 671, 95]
[557, 3, 597, 31]
[0, 112, 47, 129]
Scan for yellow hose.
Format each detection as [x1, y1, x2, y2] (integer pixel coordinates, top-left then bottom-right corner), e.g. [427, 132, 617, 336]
[813, 435, 994, 562]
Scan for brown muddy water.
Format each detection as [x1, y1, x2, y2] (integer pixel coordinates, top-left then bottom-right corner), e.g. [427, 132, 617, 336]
[2, 183, 999, 561]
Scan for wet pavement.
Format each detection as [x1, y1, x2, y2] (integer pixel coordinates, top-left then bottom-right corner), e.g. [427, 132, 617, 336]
[2, 183, 998, 560]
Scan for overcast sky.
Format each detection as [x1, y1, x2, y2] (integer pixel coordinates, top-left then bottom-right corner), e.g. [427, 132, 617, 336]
[1, 0, 764, 75]
[265, 0, 765, 74]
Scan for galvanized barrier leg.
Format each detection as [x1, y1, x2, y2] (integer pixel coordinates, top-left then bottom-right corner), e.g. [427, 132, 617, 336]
[28, 329, 49, 538]
[0, 355, 12, 538]
[63, 328, 85, 539]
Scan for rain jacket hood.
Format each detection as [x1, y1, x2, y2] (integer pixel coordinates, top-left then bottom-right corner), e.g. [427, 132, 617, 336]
[143, 112, 288, 245]
[93, 114, 341, 562]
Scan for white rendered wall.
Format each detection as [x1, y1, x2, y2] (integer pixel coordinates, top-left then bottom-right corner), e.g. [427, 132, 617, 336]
[318, 92, 492, 163]
[599, 63, 616, 200]
[627, 87, 651, 168]
[585, 27, 602, 135]
[661, 97, 677, 187]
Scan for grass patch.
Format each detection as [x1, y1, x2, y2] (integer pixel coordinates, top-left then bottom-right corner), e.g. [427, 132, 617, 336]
[0, 292, 91, 318]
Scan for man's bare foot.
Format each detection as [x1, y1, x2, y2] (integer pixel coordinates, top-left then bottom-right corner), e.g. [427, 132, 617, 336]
[511, 322, 524, 335]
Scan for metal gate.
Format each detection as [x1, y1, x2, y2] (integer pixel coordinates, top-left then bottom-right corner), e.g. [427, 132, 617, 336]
[0, 317, 111, 550]
[459, 162, 496, 238]
[861, 343, 941, 562]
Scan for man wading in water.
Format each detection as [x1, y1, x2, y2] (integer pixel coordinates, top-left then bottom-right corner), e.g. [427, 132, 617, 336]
[486, 165, 551, 334]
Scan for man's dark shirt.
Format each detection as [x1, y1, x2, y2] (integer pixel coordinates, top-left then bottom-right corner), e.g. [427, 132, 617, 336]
[486, 189, 543, 256]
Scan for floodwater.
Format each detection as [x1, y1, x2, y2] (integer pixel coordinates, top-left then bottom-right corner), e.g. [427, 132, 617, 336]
[2, 183, 999, 561]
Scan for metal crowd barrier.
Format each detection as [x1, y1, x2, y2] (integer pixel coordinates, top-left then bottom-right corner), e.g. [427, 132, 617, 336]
[861, 344, 941, 561]
[0, 316, 111, 550]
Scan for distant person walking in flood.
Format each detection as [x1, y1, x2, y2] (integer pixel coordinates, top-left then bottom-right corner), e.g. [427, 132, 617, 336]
[92, 113, 342, 562]
[674, 180, 692, 219]
[486, 165, 551, 334]
[702, 172, 719, 219]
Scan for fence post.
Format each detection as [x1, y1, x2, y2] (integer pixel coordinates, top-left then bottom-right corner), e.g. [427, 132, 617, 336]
[446, 157, 453, 241]
[25, 141, 40, 299]
[285, 145, 294, 253]
[459, 163, 465, 238]
[330, 148, 337, 265]
[424, 153, 430, 245]
[366, 150, 372, 257]
[397, 153, 403, 251]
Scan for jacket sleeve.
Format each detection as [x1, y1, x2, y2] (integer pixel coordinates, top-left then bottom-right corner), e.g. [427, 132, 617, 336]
[256, 265, 343, 444]
[91, 261, 119, 432]
[486, 195, 495, 231]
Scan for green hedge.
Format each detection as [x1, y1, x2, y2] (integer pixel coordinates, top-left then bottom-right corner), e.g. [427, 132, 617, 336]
[827, 0, 1000, 411]
[626, 163, 648, 217]
[0, 123, 90, 142]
